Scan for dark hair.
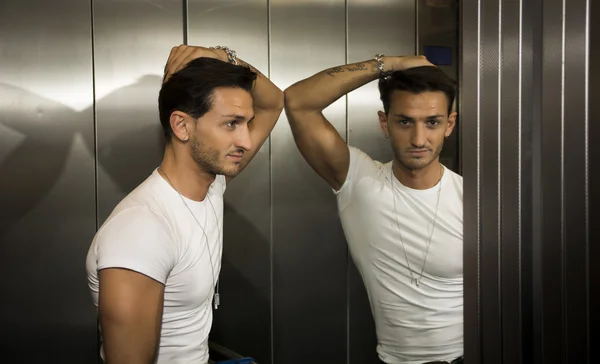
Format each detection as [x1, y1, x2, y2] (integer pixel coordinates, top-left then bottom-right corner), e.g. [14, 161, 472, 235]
[158, 57, 257, 138]
[378, 66, 457, 115]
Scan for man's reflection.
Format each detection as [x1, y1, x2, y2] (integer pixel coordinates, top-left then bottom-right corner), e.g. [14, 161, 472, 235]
[284, 54, 463, 364]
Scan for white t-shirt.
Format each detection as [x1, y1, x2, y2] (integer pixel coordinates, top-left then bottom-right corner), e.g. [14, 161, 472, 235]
[86, 168, 226, 364]
[335, 146, 463, 364]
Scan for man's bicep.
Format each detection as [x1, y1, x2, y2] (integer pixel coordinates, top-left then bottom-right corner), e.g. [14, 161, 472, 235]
[98, 268, 165, 364]
[287, 110, 350, 190]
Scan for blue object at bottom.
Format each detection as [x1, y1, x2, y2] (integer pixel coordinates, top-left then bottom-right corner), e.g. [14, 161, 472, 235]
[217, 358, 255, 364]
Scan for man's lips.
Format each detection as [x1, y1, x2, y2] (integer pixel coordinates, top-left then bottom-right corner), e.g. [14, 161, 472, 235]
[407, 149, 430, 155]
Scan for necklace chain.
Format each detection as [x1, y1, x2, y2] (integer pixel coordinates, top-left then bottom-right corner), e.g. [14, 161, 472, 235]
[158, 166, 222, 309]
[390, 163, 443, 287]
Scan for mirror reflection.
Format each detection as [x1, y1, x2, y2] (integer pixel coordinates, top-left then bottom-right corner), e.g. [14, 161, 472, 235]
[0, 0, 462, 363]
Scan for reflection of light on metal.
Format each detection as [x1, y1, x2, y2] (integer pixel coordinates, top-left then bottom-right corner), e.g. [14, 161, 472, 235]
[0, 122, 25, 165]
[0, 80, 93, 112]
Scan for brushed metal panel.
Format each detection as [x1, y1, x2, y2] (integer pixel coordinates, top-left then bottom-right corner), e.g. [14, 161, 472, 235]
[346, 1, 415, 363]
[187, 1, 271, 362]
[93, 0, 183, 224]
[590, 0, 598, 359]
[0, 0, 97, 361]
[563, 0, 589, 362]
[480, 0, 501, 362]
[271, 1, 348, 363]
[541, 0, 565, 362]
[518, 0, 538, 362]
[460, 0, 482, 362]
[589, 3, 596, 362]
[500, 0, 524, 362]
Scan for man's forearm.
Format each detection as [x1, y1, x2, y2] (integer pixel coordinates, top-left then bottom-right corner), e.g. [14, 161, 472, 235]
[284, 56, 398, 113]
[238, 58, 284, 112]
[214, 50, 283, 112]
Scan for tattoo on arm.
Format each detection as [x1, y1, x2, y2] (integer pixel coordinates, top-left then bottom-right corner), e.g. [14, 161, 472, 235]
[326, 63, 368, 77]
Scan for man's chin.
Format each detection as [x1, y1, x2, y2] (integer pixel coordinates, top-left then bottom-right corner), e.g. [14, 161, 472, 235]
[398, 157, 435, 171]
[219, 165, 242, 178]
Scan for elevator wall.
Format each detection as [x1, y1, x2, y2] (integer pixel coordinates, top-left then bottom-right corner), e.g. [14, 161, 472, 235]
[461, 0, 594, 363]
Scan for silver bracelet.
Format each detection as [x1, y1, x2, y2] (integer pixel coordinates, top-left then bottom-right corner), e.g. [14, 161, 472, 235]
[210, 46, 238, 65]
[374, 53, 385, 74]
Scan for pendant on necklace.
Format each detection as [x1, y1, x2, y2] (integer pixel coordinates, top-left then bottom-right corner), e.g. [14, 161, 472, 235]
[411, 277, 421, 286]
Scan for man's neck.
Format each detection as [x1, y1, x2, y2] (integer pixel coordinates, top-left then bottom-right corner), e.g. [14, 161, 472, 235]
[392, 159, 443, 190]
[158, 146, 215, 202]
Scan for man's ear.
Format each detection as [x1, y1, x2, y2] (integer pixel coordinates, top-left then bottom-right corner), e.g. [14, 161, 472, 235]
[445, 111, 457, 137]
[169, 111, 191, 143]
[378, 111, 389, 138]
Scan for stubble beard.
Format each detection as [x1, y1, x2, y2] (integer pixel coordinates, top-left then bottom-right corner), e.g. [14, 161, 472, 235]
[393, 142, 444, 172]
[190, 137, 241, 178]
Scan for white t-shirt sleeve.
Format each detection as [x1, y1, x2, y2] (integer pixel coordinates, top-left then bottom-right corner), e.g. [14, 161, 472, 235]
[95, 206, 177, 285]
[333, 145, 376, 210]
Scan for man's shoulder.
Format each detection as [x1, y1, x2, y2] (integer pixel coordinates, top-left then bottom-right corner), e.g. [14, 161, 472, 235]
[99, 172, 172, 232]
[347, 145, 387, 172]
[443, 167, 463, 185]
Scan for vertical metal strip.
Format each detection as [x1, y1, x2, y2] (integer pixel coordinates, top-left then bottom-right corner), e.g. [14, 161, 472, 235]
[415, 0, 419, 54]
[344, 1, 350, 363]
[460, 0, 482, 361]
[518, 2, 524, 361]
[531, 0, 544, 361]
[584, 0, 590, 359]
[560, 0, 567, 359]
[182, 0, 188, 45]
[90, 0, 99, 362]
[267, 1, 274, 362]
[497, 0, 503, 358]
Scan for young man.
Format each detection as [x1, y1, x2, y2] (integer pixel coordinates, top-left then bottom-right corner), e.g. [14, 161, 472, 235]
[284, 55, 463, 364]
[86, 45, 284, 364]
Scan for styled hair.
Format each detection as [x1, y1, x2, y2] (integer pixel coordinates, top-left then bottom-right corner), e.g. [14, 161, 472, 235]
[158, 57, 257, 139]
[378, 66, 457, 115]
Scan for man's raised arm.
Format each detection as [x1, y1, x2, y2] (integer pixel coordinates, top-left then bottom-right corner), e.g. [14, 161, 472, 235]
[164, 45, 284, 181]
[283, 55, 430, 190]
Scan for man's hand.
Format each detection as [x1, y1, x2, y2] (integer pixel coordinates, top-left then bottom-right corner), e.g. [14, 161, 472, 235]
[163, 45, 227, 82]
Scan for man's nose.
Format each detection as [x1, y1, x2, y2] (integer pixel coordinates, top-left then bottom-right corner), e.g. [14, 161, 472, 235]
[410, 123, 427, 147]
[235, 125, 252, 152]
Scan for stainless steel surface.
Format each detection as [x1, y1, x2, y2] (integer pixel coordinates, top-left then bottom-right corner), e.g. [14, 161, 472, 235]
[480, 0, 501, 362]
[549, 0, 589, 362]
[461, 0, 592, 362]
[0, 0, 97, 361]
[270, 1, 349, 363]
[590, 0, 599, 357]
[347, 1, 415, 362]
[563, 1, 590, 361]
[500, 0, 527, 361]
[187, 1, 271, 363]
[93, 0, 183, 223]
[460, 0, 481, 362]
[541, 0, 566, 361]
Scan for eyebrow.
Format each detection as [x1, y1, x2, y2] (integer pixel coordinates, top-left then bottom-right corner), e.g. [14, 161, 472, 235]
[222, 114, 255, 121]
[394, 114, 444, 120]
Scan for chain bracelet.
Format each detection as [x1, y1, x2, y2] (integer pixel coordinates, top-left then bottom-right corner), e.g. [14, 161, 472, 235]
[374, 53, 385, 74]
[210, 46, 238, 65]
